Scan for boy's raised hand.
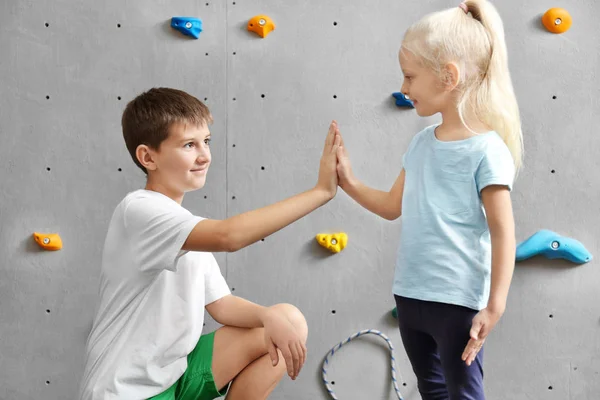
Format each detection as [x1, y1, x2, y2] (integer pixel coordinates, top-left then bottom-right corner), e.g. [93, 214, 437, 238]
[315, 120, 341, 199]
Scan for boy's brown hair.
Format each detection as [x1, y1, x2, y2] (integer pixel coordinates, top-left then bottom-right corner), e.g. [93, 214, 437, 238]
[121, 87, 213, 174]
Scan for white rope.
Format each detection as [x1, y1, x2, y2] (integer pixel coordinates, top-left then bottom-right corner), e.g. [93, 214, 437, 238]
[322, 329, 404, 399]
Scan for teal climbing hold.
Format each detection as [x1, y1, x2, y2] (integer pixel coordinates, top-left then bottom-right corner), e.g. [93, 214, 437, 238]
[516, 229, 592, 264]
[391, 307, 398, 319]
[171, 17, 203, 39]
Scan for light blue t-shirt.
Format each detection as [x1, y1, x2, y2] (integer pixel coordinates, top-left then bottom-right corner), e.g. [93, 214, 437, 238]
[393, 124, 515, 311]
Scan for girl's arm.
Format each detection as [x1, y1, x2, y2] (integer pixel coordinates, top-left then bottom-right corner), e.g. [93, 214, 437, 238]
[462, 184, 515, 366]
[336, 143, 405, 221]
[482, 185, 516, 313]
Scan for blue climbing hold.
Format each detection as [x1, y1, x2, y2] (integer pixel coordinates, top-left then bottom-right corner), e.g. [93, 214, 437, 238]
[392, 92, 414, 108]
[171, 17, 203, 39]
[516, 230, 593, 264]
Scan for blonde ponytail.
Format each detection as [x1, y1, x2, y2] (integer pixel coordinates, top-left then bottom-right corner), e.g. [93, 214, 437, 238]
[402, 0, 524, 172]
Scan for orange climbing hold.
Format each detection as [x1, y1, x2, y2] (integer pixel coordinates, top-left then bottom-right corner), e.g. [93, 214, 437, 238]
[247, 15, 275, 38]
[541, 8, 572, 34]
[33, 232, 63, 251]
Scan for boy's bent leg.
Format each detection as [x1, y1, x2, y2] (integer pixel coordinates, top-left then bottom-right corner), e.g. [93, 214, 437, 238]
[213, 303, 308, 399]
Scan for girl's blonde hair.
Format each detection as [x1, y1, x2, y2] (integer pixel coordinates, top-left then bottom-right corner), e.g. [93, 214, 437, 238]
[402, 0, 523, 171]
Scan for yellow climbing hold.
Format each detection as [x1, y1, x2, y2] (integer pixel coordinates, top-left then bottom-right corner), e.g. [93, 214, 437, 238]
[33, 232, 63, 251]
[316, 232, 348, 254]
[247, 15, 275, 38]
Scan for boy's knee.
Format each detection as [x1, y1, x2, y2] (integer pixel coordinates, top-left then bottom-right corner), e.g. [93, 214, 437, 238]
[270, 303, 308, 342]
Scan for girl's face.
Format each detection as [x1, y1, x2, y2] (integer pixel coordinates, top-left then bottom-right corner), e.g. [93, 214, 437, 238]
[399, 47, 451, 117]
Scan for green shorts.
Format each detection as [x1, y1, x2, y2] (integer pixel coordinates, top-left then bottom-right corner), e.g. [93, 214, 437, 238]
[149, 332, 230, 400]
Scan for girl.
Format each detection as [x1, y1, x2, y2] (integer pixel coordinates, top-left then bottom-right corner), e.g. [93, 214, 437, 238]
[336, 1, 522, 398]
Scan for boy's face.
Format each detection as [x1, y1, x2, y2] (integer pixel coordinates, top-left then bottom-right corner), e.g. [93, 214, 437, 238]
[399, 47, 450, 117]
[147, 122, 212, 194]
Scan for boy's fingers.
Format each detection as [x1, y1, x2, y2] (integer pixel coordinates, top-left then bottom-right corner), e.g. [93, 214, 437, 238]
[325, 121, 335, 150]
[283, 347, 294, 377]
[296, 342, 305, 372]
[300, 342, 307, 369]
[290, 343, 299, 378]
[268, 341, 279, 366]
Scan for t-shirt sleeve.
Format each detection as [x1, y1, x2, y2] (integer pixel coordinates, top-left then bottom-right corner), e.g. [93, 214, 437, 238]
[475, 141, 515, 194]
[205, 255, 231, 304]
[124, 196, 204, 273]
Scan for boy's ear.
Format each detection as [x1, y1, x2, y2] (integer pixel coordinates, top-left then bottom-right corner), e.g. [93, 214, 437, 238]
[442, 62, 461, 91]
[136, 144, 158, 172]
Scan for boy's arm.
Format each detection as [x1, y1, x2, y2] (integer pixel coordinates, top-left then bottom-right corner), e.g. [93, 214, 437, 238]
[205, 295, 306, 379]
[341, 168, 405, 221]
[183, 120, 341, 253]
[183, 188, 332, 252]
[205, 294, 266, 328]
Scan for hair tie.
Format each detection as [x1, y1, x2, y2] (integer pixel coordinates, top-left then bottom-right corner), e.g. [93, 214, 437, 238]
[458, 2, 468, 14]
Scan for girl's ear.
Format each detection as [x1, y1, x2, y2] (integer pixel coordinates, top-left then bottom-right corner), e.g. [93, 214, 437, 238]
[442, 62, 461, 91]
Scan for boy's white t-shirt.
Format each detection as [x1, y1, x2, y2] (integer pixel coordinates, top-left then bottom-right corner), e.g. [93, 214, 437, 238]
[78, 189, 230, 400]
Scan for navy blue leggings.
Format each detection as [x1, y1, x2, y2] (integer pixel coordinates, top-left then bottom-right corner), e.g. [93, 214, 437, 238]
[394, 295, 485, 400]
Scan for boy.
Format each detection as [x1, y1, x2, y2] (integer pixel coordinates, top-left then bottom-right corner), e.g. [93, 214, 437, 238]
[78, 88, 342, 400]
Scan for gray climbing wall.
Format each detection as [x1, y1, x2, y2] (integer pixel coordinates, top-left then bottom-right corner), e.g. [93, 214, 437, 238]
[1, 0, 599, 399]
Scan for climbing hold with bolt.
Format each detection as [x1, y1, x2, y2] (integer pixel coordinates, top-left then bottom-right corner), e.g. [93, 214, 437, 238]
[247, 15, 275, 38]
[515, 229, 592, 264]
[541, 8, 572, 34]
[171, 17, 203, 39]
[316, 232, 348, 254]
[392, 92, 414, 108]
[33, 232, 63, 251]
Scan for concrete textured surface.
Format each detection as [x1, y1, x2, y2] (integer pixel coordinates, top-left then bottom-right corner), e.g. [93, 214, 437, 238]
[1, 0, 598, 399]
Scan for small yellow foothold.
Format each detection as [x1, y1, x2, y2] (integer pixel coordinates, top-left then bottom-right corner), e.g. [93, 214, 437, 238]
[247, 15, 275, 38]
[33, 232, 63, 251]
[316, 232, 348, 254]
